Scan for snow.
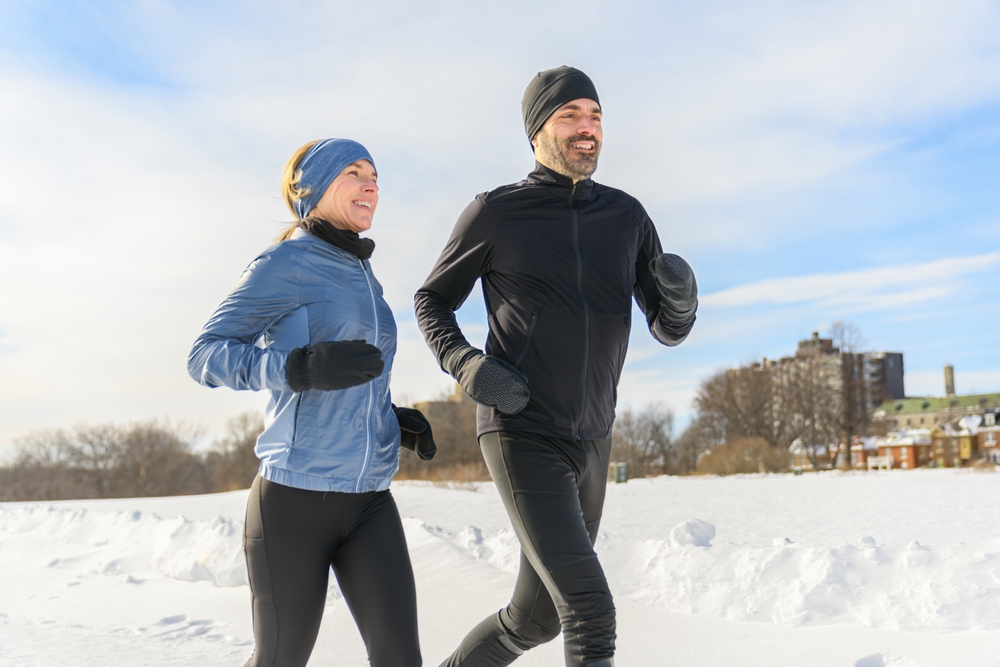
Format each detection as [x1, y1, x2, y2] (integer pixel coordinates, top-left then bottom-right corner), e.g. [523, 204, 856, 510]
[2, 469, 999, 666]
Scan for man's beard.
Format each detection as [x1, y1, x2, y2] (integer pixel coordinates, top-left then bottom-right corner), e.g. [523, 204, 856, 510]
[536, 131, 601, 180]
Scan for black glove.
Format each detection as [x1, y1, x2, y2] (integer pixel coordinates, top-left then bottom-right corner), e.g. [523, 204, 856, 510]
[650, 253, 698, 320]
[392, 405, 437, 461]
[442, 345, 529, 415]
[286, 340, 384, 392]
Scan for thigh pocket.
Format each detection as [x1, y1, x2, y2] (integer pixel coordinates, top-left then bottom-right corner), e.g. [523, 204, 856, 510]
[244, 537, 274, 602]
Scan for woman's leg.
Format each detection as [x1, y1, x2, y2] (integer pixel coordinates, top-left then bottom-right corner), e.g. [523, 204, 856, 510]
[243, 476, 337, 667]
[331, 490, 422, 667]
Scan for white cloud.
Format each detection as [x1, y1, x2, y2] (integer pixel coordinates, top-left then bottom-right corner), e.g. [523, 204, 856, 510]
[702, 253, 1000, 310]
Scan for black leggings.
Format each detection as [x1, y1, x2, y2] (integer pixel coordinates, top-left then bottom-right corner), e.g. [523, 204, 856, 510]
[243, 476, 421, 667]
[441, 431, 615, 667]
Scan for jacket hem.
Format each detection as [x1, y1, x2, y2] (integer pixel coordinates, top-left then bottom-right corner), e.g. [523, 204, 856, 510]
[476, 418, 612, 442]
[259, 463, 392, 493]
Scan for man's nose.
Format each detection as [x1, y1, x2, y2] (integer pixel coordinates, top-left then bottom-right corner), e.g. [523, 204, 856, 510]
[577, 116, 597, 135]
[364, 178, 379, 193]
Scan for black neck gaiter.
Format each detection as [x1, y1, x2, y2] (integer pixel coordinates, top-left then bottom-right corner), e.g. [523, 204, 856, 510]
[299, 217, 375, 260]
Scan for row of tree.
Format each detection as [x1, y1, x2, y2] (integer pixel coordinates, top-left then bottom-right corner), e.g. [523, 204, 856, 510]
[2, 321, 875, 501]
[679, 321, 872, 470]
[1, 398, 700, 502]
[0, 414, 264, 502]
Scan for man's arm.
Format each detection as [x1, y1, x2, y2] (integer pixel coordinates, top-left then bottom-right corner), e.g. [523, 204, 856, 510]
[414, 196, 496, 365]
[633, 210, 697, 347]
[414, 196, 529, 415]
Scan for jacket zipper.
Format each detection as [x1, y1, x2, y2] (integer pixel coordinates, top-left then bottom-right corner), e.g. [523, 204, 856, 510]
[356, 258, 379, 492]
[570, 184, 590, 440]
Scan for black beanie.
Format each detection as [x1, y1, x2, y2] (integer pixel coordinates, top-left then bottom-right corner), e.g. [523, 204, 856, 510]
[521, 66, 601, 143]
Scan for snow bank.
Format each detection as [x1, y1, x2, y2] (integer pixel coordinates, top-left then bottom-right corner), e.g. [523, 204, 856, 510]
[397, 515, 1000, 633]
[606, 520, 1000, 631]
[0, 505, 246, 587]
[3, 495, 998, 635]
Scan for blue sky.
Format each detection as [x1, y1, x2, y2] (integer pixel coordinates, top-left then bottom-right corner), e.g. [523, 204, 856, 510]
[1, 0, 998, 449]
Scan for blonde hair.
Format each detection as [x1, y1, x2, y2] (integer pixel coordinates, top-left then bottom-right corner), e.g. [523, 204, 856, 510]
[276, 140, 320, 242]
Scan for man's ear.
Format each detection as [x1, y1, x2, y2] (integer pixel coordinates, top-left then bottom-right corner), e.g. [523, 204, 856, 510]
[530, 136, 538, 153]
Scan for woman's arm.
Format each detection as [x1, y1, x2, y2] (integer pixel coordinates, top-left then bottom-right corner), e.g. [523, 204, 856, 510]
[188, 247, 303, 391]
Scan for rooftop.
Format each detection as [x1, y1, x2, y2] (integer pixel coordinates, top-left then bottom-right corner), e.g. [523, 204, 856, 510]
[876, 393, 1000, 416]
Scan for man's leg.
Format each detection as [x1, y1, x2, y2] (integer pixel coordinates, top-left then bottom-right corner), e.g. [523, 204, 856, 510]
[440, 431, 615, 667]
[438, 547, 560, 667]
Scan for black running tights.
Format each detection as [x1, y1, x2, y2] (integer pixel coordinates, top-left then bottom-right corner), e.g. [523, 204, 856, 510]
[440, 431, 615, 667]
[242, 475, 421, 667]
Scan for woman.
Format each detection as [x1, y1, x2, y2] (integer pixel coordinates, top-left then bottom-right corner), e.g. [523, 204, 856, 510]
[188, 138, 434, 667]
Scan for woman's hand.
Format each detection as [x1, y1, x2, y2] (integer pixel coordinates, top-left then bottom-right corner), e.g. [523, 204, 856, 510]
[392, 406, 437, 460]
[286, 340, 384, 392]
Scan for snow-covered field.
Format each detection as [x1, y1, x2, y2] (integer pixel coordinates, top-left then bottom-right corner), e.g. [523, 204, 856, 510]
[1, 469, 998, 666]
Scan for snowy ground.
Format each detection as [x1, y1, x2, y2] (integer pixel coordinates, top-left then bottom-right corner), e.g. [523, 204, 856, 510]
[1, 469, 998, 667]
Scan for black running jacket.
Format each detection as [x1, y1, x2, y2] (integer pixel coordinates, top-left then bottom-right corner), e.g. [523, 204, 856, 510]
[414, 163, 694, 440]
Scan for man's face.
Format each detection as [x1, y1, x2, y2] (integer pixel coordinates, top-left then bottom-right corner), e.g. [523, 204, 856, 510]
[531, 98, 603, 182]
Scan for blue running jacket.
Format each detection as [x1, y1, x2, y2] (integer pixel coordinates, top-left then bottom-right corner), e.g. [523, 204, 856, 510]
[188, 228, 400, 492]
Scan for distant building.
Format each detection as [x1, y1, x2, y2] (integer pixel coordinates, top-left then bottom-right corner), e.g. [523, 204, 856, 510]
[788, 439, 831, 472]
[875, 429, 931, 470]
[863, 352, 906, 409]
[979, 410, 1000, 464]
[870, 363, 1000, 438]
[849, 435, 879, 467]
[792, 333, 904, 410]
[929, 415, 983, 468]
[872, 393, 1000, 434]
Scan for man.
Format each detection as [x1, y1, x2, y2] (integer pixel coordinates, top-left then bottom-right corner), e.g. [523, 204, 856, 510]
[414, 66, 697, 667]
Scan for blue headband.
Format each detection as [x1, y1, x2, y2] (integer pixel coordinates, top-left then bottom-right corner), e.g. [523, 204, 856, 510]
[293, 138, 376, 220]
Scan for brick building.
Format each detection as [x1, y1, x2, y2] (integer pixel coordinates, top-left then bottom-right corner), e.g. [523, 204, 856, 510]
[875, 429, 931, 469]
[977, 411, 1000, 464]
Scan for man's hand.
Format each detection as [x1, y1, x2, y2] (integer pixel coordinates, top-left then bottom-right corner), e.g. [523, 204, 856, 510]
[650, 253, 698, 320]
[286, 340, 384, 392]
[442, 345, 530, 415]
[393, 405, 437, 461]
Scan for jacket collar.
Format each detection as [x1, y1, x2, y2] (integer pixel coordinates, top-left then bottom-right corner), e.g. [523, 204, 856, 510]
[526, 162, 595, 206]
[299, 217, 375, 260]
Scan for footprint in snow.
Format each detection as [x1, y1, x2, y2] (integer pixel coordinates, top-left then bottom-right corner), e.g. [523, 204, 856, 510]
[855, 651, 922, 667]
[156, 615, 187, 625]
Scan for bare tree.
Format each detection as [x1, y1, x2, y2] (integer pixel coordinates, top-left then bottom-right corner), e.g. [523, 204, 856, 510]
[63, 424, 123, 498]
[829, 320, 867, 354]
[113, 421, 207, 497]
[206, 411, 264, 491]
[827, 320, 870, 469]
[611, 403, 674, 477]
[672, 416, 715, 474]
[2, 420, 207, 500]
[784, 356, 840, 469]
[0, 430, 82, 501]
[685, 354, 848, 470]
[692, 363, 806, 453]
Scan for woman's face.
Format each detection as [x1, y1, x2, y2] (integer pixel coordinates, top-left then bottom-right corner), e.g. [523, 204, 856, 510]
[309, 160, 379, 232]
